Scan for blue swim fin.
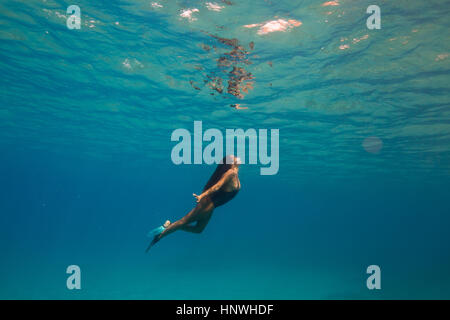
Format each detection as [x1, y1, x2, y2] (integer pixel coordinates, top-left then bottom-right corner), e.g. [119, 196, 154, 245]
[147, 225, 166, 238]
[146, 225, 166, 253]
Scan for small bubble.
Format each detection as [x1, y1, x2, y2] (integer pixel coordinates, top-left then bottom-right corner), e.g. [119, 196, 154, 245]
[362, 136, 383, 154]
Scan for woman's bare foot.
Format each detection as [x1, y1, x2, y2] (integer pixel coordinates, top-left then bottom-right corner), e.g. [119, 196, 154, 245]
[163, 220, 171, 228]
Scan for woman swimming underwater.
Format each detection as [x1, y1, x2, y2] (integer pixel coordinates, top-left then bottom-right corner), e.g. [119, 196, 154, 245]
[146, 155, 241, 252]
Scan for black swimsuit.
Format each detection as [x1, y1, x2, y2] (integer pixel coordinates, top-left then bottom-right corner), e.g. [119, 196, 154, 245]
[210, 181, 240, 208]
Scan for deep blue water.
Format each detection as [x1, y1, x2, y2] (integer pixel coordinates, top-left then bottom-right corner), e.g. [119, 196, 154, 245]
[1, 0, 450, 299]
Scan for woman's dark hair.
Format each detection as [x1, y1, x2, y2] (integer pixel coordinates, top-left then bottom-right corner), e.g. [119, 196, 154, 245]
[202, 156, 234, 192]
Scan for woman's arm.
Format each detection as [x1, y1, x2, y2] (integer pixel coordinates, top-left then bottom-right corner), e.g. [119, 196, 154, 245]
[193, 169, 234, 203]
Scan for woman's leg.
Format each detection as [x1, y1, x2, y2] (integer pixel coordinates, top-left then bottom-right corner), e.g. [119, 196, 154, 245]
[146, 199, 214, 252]
[180, 211, 213, 234]
[146, 198, 214, 251]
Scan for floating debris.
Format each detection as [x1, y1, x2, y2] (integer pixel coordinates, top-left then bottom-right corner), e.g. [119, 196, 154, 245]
[201, 44, 211, 51]
[189, 80, 201, 90]
[209, 35, 255, 99]
[230, 104, 248, 110]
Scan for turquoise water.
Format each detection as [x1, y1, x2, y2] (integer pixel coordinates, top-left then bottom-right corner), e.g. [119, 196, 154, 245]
[1, 0, 450, 299]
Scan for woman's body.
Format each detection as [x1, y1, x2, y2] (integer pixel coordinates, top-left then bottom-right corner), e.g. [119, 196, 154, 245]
[146, 155, 241, 252]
